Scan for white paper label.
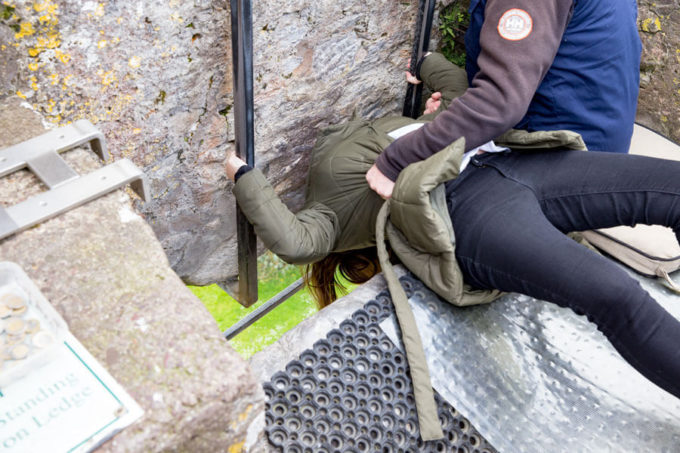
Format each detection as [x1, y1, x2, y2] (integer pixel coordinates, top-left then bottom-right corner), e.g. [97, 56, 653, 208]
[0, 334, 143, 453]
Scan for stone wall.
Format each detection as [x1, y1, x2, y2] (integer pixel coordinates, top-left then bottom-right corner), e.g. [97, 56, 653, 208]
[0, 0, 418, 287]
[637, 1, 680, 143]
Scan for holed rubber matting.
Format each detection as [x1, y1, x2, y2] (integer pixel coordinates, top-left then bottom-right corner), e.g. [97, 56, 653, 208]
[263, 287, 497, 453]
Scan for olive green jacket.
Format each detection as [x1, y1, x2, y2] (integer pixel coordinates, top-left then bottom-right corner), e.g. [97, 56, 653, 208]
[232, 53, 586, 440]
[232, 54, 468, 262]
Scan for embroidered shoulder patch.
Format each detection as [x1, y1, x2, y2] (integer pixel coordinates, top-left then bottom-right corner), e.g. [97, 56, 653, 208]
[498, 8, 533, 41]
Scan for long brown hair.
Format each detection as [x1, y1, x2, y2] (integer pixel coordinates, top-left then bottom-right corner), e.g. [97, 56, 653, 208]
[304, 247, 381, 309]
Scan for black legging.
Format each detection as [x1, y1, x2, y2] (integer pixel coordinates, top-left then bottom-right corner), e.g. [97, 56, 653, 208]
[446, 149, 680, 399]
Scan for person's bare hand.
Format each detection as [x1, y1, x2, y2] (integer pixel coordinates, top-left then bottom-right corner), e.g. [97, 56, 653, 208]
[423, 91, 442, 114]
[405, 52, 431, 85]
[366, 164, 395, 199]
[406, 69, 422, 85]
[226, 152, 247, 182]
[405, 56, 421, 85]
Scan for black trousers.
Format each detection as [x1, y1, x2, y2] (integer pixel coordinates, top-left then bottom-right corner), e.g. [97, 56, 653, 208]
[446, 149, 680, 399]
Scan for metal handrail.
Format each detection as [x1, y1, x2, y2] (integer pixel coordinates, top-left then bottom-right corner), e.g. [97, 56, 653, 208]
[224, 278, 304, 340]
[230, 0, 258, 306]
[402, 0, 437, 118]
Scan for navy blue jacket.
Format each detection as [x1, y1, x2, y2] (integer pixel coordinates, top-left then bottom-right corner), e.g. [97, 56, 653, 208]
[466, 0, 641, 153]
[377, 0, 642, 181]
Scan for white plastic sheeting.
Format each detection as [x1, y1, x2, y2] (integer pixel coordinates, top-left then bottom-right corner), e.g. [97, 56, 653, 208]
[381, 270, 680, 453]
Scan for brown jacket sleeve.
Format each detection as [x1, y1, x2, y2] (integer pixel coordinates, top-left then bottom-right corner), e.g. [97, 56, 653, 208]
[376, 0, 574, 181]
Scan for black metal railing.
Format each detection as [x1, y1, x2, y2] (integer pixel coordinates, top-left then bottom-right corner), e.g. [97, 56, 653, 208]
[230, 0, 258, 306]
[227, 0, 303, 339]
[402, 0, 437, 119]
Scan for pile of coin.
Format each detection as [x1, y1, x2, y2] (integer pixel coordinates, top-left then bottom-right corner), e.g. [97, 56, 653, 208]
[0, 292, 55, 370]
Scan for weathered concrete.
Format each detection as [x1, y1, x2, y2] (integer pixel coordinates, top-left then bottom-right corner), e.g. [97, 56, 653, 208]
[0, 0, 419, 288]
[637, 1, 680, 143]
[0, 97, 265, 452]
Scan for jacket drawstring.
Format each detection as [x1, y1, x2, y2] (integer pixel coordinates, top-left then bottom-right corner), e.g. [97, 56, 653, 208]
[375, 201, 444, 441]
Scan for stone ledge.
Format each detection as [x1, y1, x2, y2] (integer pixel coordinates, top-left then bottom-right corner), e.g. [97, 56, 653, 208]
[0, 97, 265, 452]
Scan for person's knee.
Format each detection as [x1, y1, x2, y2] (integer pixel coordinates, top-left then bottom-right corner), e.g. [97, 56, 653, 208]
[582, 274, 651, 335]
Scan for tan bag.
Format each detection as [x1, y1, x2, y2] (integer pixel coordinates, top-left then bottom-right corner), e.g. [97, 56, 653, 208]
[581, 124, 680, 292]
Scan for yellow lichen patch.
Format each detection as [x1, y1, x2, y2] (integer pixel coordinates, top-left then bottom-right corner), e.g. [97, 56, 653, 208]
[238, 405, 253, 422]
[36, 33, 60, 49]
[33, 2, 49, 12]
[45, 98, 56, 113]
[133, 128, 142, 134]
[128, 55, 141, 69]
[98, 39, 108, 49]
[641, 18, 652, 32]
[21, 0, 61, 62]
[16, 91, 26, 100]
[229, 404, 255, 430]
[34, 0, 57, 17]
[641, 17, 662, 33]
[28, 62, 39, 71]
[227, 441, 245, 453]
[14, 21, 35, 39]
[60, 73, 73, 90]
[94, 3, 105, 17]
[54, 49, 70, 64]
[98, 69, 117, 86]
[49, 73, 59, 85]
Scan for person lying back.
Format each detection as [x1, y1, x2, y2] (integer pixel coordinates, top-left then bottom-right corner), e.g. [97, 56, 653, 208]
[226, 53, 470, 306]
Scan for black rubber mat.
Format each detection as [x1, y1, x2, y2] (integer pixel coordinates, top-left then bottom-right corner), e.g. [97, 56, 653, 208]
[263, 276, 497, 453]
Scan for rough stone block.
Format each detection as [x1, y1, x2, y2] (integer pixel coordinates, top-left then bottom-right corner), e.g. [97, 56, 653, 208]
[0, 97, 265, 452]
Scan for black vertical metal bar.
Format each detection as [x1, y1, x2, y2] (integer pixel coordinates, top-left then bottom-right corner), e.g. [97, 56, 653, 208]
[230, 0, 258, 306]
[403, 0, 437, 119]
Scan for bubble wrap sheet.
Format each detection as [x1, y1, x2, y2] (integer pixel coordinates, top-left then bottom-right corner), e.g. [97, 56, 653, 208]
[381, 272, 680, 453]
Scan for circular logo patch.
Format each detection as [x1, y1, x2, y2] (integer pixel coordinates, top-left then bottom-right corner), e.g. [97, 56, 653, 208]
[498, 8, 533, 41]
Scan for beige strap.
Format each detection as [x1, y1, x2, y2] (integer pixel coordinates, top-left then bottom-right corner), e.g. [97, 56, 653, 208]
[376, 202, 444, 441]
[656, 267, 680, 294]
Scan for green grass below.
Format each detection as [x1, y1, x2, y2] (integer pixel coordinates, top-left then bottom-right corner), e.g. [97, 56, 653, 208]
[189, 252, 357, 359]
[189, 253, 318, 359]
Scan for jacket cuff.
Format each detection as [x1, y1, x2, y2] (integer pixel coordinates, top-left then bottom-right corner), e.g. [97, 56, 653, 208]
[418, 53, 449, 86]
[414, 54, 428, 81]
[233, 167, 268, 205]
[234, 164, 253, 182]
[375, 151, 401, 182]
